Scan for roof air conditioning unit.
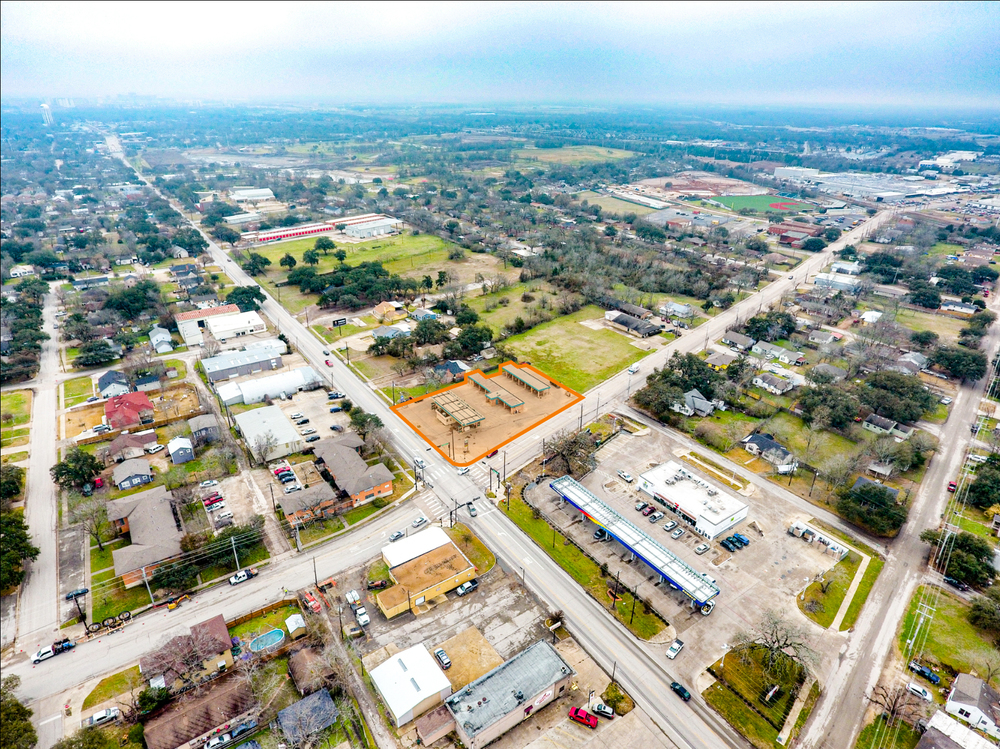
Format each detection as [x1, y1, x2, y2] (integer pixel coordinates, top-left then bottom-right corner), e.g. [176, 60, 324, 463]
[707, 489, 717, 496]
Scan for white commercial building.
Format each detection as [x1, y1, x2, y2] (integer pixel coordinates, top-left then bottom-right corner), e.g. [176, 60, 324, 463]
[201, 346, 284, 382]
[205, 311, 267, 341]
[217, 366, 322, 406]
[233, 405, 303, 461]
[369, 644, 453, 727]
[344, 216, 403, 238]
[382, 527, 451, 569]
[224, 211, 262, 225]
[637, 461, 748, 540]
[175, 304, 241, 347]
[774, 167, 820, 180]
[230, 188, 275, 203]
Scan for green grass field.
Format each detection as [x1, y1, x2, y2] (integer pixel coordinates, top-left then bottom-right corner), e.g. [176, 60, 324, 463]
[1, 389, 33, 448]
[82, 665, 141, 711]
[503, 306, 649, 393]
[840, 556, 884, 631]
[711, 195, 813, 213]
[253, 232, 459, 276]
[466, 281, 559, 334]
[899, 586, 998, 685]
[64, 376, 95, 407]
[798, 551, 862, 628]
[514, 145, 636, 165]
[575, 190, 657, 216]
[855, 714, 920, 749]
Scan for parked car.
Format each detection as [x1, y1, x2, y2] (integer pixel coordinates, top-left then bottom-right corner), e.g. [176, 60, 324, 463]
[328, 392, 345, 399]
[230, 721, 257, 740]
[662, 520, 678, 532]
[295, 418, 310, 425]
[85, 396, 99, 403]
[944, 576, 971, 592]
[84, 707, 120, 727]
[284, 484, 302, 494]
[434, 648, 452, 670]
[229, 568, 258, 586]
[205, 733, 231, 749]
[329, 406, 342, 413]
[592, 703, 615, 719]
[671, 528, 685, 540]
[617, 470, 634, 483]
[594, 528, 607, 540]
[720, 539, 736, 552]
[412, 516, 428, 528]
[948, 481, 958, 492]
[908, 660, 941, 685]
[330, 424, 344, 431]
[670, 682, 691, 701]
[734, 533, 750, 546]
[635, 502, 648, 512]
[641, 506, 655, 516]
[701, 600, 715, 616]
[200, 480, 219, 488]
[289, 413, 303, 419]
[389, 530, 405, 542]
[65, 588, 89, 600]
[727, 535, 744, 549]
[456, 579, 479, 596]
[305, 435, 321, 442]
[207, 502, 226, 512]
[568, 707, 598, 729]
[694, 543, 710, 555]
[906, 683, 933, 702]
[649, 511, 664, 523]
[145, 444, 165, 454]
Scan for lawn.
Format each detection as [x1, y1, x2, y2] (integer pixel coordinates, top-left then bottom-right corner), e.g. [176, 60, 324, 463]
[91, 578, 154, 623]
[703, 681, 780, 749]
[180, 501, 210, 534]
[164, 358, 187, 379]
[927, 242, 965, 258]
[840, 556, 884, 631]
[855, 714, 920, 749]
[574, 190, 657, 216]
[889, 306, 968, 344]
[299, 516, 345, 545]
[764, 411, 858, 467]
[711, 195, 813, 213]
[1, 389, 33, 444]
[91, 538, 128, 573]
[465, 281, 560, 335]
[952, 511, 995, 541]
[229, 603, 300, 640]
[446, 523, 496, 574]
[898, 585, 998, 684]
[64, 376, 95, 406]
[367, 559, 391, 584]
[82, 665, 141, 711]
[501, 494, 665, 640]
[709, 649, 804, 733]
[344, 503, 381, 526]
[797, 551, 862, 628]
[514, 145, 636, 165]
[503, 306, 649, 393]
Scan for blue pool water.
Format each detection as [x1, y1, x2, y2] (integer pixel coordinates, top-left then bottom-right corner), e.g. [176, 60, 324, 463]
[248, 629, 285, 652]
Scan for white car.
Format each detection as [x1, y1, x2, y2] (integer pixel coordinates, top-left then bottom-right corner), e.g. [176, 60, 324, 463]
[457, 467, 470, 476]
[666, 639, 684, 659]
[617, 470, 634, 483]
[31, 647, 55, 664]
[144, 444, 165, 454]
[200, 480, 219, 488]
[907, 682, 933, 702]
[284, 484, 302, 494]
[205, 734, 232, 749]
[300, 428, 316, 435]
[207, 502, 226, 512]
[412, 516, 428, 528]
[355, 606, 370, 626]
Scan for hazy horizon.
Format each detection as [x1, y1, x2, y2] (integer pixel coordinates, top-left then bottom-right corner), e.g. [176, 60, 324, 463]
[3, 1, 999, 111]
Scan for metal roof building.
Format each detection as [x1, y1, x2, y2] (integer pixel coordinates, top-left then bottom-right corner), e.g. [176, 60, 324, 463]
[217, 366, 322, 405]
[549, 475, 720, 606]
[382, 527, 451, 569]
[369, 645, 453, 727]
[201, 345, 284, 382]
[233, 405, 303, 461]
[638, 461, 749, 539]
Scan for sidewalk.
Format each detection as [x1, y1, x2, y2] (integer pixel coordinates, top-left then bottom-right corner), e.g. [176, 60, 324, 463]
[776, 676, 816, 745]
[829, 553, 871, 631]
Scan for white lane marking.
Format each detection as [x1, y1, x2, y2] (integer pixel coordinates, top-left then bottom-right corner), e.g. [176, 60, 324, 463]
[40, 715, 62, 725]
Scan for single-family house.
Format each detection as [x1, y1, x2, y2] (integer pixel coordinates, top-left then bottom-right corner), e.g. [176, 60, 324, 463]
[372, 325, 409, 340]
[170, 263, 198, 277]
[277, 482, 339, 524]
[409, 308, 437, 322]
[277, 690, 341, 745]
[434, 360, 471, 382]
[106, 432, 158, 463]
[753, 373, 795, 395]
[148, 326, 174, 354]
[814, 272, 862, 294]
[139, 614, 235, 692]
[722, 331, 755, 351]
[373, 301, 408, 323]
[312, 435, 394, 507]
[112, 458, 154, 490]
[188, 414, 221, 445]
[170, 245, 189, 259]
[142, 678, 254, 749]
[660, 302, 694, 319]
[705, 352, 737, 371]
[851, 476, 900, 501]
[808, 330, 838, 345]
[752, 341, 803, 365]
[891, 351, 929, 375]
[98, 370, 131, 399]
[859, 310, 883, 325]
[671, 388, 715, 417]
[167, 437, 194, 464]
[742, 433, 797, 473]
[134, 374, 162, 392]
[809, 363, 847, 382]
[941, 301, 979, 317]
[831, 260, 862, 275]
[106, 486, 183, 586]
[863, 413, 897, 435]
[105, 392, 154, 430]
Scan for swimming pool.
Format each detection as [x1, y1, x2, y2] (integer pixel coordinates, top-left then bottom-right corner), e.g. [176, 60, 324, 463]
[248, 628, 285, 653]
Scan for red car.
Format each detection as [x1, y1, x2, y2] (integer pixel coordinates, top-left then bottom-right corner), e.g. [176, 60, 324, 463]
[642, 506, 655, 516]
[948, 481, 957, 492]
[325, 359, 333, 367]
[568, 707, 598, 729]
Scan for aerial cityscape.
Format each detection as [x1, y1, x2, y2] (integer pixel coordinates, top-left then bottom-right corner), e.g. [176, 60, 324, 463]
[2, 4, 1000, 749]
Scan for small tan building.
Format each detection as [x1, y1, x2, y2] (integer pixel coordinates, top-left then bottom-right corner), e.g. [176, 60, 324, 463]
[374, 527, 476, 619]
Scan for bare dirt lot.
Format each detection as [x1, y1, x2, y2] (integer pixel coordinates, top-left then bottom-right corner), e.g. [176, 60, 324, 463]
[394, 364, 583, 465]
[65, 384, 203, 439]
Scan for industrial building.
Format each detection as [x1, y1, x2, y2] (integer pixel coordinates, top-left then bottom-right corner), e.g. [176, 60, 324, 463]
[241, 222, 337, 244]
[175, 304, 241, 347]
[223, 211, 263, 225]
[233, 405, 303, 461]
[636, 462, 749, 540]
[374, 527, 476, 619]
[205, 310, 266, 341]
[343, 216, 403, 238]
[434, 641, 576, 749]
[230, 187, 275, 203]
[813, 272, 862, 294]
[550, 476, 720, 607]
[201, 346, 284, 382]
[369, 645, 453, 727]
[217, 366, 323, 406]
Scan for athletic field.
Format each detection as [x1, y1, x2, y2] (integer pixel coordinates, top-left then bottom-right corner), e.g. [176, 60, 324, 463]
[712, 195, 813, 212]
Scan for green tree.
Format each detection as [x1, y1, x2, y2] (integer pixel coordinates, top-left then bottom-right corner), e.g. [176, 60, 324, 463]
[226, 286, 266, 312]
[314, 236, 335, 255]
[909, 287, 941, 309]
[745, 311, 796, 342]
[151, 561, 197, 593]
[302, 249, 320, 267]
[50, 447, 103, 489]
[823, 227, 842, 242]
[859, 372, 935, 423]
[334, 249, 347, 263]
[921, 529, 995, 587]
[279, 253, 297, 270]
[75, 340, 117, 367]
[241, 253, 272, 277]
[798, 384, 860, 429]
[801, 237, 827, 252]
[454, 305, 479, 326]
[931, 345, 987, 381]
[0, 512, 40, 590]
[966, 465, 1000, 509]
[0, 675, 37, 749]
[136, 687, 171, 715]
[349, 410, 384, 441]
[837, 483, 907, 537]
[413, 318, 449, 345]
[910, 330, 939, 349]
[435, 271, 449, 289]
[969, 586, 1000, 636]
[0, 463, 25, 506]
[421, 276, 433, 294]
[455, 324, 493, 356]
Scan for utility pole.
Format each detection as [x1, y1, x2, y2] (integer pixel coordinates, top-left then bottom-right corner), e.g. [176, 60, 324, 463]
[313, 556, 318, 586]
[231, 536, 241, 570]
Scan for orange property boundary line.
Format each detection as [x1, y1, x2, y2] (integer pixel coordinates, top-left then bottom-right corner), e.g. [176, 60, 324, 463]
[391, 361, 584, 466]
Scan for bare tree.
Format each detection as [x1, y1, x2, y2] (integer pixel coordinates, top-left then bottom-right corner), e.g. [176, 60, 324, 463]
[69, 493, 110, 552]
[731, 609, 819, 678]
[251, 431, 279, 466]
[720, 421, 748, 453]
[546, 429, 598, 478]
[201, 333, 221, 359]
[866, 683, 916, 722]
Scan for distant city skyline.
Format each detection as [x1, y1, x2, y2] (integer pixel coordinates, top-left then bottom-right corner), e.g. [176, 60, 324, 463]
[2, 1, 999, 109]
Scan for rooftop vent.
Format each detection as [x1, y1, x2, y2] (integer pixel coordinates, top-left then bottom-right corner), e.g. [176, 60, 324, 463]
[707, 489, 718, 496]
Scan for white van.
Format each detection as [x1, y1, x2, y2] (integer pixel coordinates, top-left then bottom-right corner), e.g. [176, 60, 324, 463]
[144, 444, 164, 454]
[628, 363, 640, 375]
[216, 510, 234, 521]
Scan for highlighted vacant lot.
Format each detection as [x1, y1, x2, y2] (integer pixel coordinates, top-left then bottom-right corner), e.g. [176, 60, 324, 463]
[515, 145, 635, 165]
[711, 195, 813, 213]
[393, 362, 582, 465]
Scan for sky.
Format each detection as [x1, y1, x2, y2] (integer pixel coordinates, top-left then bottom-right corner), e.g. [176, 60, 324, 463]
[2, 1, 999, 109]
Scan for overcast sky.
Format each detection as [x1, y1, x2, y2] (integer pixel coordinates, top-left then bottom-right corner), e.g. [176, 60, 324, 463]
[2, 1, 998, 109]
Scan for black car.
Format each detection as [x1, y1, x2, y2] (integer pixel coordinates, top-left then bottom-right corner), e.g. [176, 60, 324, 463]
[670, 682, 691, 701]
[720, 539, 736, 552]
[305, 435, 321, 443]
[944, 576, 971, 592]
[295, 418, 310, 425]
[727, 535, 744, 549]
[328, 392, 345, 399]
[329, 424, 344, 432]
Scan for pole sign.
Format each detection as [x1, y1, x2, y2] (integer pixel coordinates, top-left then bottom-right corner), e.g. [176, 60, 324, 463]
[332, 318, 348, 327]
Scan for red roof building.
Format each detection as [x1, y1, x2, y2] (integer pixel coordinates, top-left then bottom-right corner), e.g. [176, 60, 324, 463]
[174, 304, 240, 322]
[105, 392, 155, 430]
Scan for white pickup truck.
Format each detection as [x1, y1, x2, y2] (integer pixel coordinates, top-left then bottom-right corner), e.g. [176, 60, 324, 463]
[228, 568, 258, 586]
[355, 606, 370, 626]
[84, 707, 120, 727]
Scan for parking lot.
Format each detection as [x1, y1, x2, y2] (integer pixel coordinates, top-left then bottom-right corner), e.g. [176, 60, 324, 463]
[271, 384, 351, 441]
[530, 426, 849, 683]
